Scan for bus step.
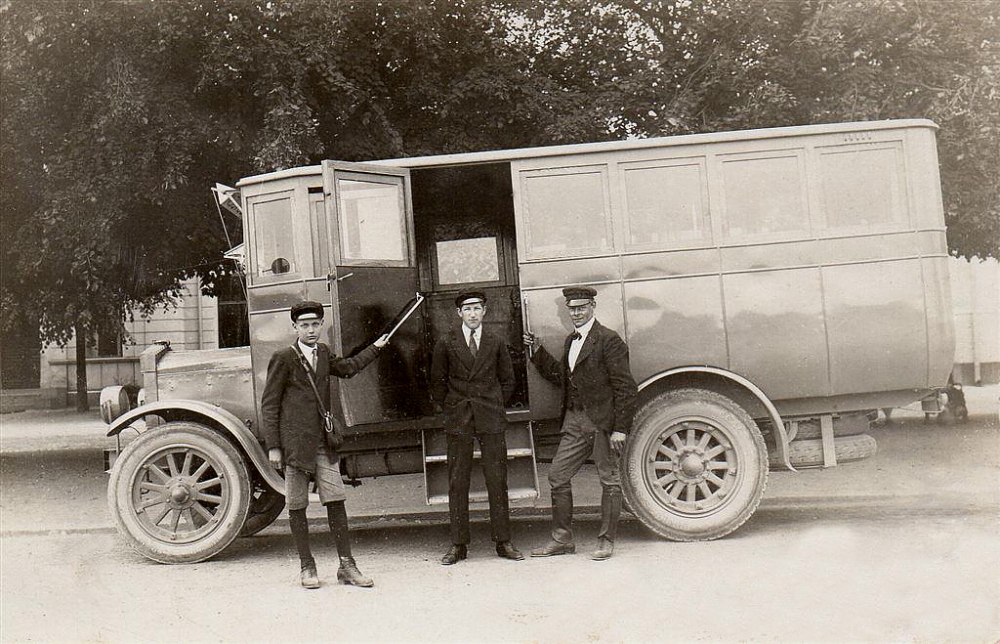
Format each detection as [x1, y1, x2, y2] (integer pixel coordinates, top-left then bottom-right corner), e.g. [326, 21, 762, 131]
[422, 422, 540, 506]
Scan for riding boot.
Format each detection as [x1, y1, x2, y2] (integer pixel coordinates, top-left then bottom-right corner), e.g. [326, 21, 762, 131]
[550, 485, 574, 544]
[597, 486, 622, 544]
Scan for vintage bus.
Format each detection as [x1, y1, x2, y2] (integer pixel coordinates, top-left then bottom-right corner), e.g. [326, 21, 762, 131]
[101, 118, 954, 563]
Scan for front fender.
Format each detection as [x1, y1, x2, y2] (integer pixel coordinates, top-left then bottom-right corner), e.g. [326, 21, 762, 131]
[107, 400, 284, 494]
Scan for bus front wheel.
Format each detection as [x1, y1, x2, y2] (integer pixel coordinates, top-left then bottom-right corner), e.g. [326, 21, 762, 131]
[108, 421, 252, 563]
[622, 388, 768, 541]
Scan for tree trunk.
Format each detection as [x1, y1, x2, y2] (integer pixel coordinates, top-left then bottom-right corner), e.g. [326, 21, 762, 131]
[74, 320, 89, 412]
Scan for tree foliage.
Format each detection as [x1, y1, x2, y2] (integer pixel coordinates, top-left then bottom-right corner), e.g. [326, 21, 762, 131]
[1, 0, 996, 402]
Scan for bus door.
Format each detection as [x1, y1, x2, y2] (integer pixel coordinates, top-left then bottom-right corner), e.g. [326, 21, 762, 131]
[321, 161, 427, 427]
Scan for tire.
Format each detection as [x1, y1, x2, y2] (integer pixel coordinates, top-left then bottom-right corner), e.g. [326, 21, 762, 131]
[788, 413, 871, 441]
[108, 421, 251, 564]
[239, 483, 285, 537]
[768, 433, 877, 469]
[622, 388, 768, 542]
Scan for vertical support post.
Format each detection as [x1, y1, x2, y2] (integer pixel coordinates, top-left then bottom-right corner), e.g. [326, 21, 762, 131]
[820, 414, 837, 468]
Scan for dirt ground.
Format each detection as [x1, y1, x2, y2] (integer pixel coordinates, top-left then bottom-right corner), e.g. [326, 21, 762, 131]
[1, 388, 997, 642]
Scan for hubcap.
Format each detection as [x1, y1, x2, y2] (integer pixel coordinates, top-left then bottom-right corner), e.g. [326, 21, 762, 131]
[130, 445, 229, 544]
[644, 419, 739, 516]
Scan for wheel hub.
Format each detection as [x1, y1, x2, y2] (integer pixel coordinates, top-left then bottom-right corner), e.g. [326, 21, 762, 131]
[129, 445, 230, 544]
[679, 453, 705, 477]
[644, 419, 738, 515]
[169, 482, 192, 506]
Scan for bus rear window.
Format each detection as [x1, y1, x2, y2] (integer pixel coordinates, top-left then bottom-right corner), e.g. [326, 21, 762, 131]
[819, 145, 905, 229]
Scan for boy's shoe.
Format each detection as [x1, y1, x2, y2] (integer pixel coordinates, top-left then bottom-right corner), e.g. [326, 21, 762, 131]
[300, 563, 320, 589]
[337, 556, 374, 587]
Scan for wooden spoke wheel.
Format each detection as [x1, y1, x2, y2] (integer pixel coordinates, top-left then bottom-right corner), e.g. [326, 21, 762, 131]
[623, 388, 768, 541]
[108, 422, 251, 563]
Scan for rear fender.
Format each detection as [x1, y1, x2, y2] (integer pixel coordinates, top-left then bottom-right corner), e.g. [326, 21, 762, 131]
[638, 366, 795, 472]
[107, 400, 284, 493]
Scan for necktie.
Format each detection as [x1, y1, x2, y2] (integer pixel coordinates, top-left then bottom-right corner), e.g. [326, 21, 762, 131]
[571, 331, 582, 341]
[310, 347, 317, 371]
[468, 332, 478, 358]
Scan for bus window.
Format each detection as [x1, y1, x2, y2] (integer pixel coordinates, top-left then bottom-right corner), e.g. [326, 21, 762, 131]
[434, 236, 502, 287]
[337, 178, 407, 263]
[521, 167, 612, 258]
[818, 144, 906, 230]
[721, 151, 809, 238]
[622, 159, 710, 249]
[250, 193, 297, 277]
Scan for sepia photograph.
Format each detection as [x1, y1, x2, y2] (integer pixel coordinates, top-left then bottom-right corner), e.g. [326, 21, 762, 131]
[1, 1, 997, 642]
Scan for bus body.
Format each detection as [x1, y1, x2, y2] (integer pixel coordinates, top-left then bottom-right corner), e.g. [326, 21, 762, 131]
[102, 119, 953, 563]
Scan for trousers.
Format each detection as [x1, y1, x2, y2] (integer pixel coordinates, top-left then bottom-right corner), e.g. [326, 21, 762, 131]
[447, 431, 511, 545]
[548, 409, 622, 544]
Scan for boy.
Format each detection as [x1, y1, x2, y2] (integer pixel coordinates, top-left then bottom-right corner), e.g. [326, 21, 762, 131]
[261, 300, 388, 588]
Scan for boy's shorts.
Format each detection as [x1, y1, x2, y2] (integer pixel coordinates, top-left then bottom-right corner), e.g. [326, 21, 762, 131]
[284, 448, 347, 510]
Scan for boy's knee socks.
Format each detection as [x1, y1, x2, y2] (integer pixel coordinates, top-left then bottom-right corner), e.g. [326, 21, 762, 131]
[289, 508, 314, 567]
[326, 500, 352, 558]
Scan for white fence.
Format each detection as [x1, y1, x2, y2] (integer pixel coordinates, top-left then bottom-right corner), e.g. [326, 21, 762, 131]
[950, 256, 999, 384]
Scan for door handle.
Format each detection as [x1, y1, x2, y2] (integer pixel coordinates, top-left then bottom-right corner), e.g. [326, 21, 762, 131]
[327, 271, 355, 290]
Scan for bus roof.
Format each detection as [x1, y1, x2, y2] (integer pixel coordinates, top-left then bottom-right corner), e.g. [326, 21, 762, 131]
[236, 118, 937, 187]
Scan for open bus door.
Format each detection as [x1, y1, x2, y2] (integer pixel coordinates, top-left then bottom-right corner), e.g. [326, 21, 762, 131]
[320, 161, 428, 428]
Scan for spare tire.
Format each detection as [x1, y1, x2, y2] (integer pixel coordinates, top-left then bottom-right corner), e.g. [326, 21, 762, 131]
[768, 433, 877, 469]
[788, 413, 871, 441]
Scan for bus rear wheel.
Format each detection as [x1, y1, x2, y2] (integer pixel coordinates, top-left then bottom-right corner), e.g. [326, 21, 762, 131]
[623, 388, 768, 541]
[108, 421, 251, 563]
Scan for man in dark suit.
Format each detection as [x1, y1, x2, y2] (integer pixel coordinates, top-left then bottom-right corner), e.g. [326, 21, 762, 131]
[262, 300, 389, 589]
[430, 291, 524, 565]
[523, 286, 637, 561]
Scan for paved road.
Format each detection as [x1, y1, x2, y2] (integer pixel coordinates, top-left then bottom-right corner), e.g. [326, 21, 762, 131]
[1, 392, 998, 642]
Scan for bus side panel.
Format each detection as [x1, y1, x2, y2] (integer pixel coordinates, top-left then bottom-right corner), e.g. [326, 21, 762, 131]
[723, 268, 829, 400]
[824, 260, 928, 395]
[624, 275, 727, 384]
[522, 283, 625, 420]
[923, 255, 955, 387]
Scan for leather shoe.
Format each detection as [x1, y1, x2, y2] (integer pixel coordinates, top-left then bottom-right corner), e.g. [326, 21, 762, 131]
[530, 540, 576, 557]
[440, 544, 468, 565]
[300, 563, 320, 589]
[337, 556, 374, 587]
[591, 537, 614, 561]
[495, 541, 524, 561]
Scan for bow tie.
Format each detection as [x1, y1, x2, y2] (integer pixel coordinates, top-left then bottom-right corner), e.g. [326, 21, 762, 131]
[570, 331, 582, 341]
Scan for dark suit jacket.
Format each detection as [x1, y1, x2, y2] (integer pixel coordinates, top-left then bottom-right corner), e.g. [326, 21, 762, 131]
[430, 327, 516, 435]
[261, 342, 380, 473]
[531, 320, 637, 436]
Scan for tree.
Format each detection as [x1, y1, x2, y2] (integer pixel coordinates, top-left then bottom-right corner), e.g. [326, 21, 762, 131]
[1, 1, 233, 409]
[506, 0, 998, 257]
[2, 1, 996, 411]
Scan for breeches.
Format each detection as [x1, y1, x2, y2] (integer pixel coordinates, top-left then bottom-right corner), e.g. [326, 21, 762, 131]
[284, 447, 346, 510]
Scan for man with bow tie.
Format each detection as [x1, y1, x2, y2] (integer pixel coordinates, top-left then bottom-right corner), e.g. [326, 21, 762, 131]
[523, 286, 637, 561]
[261, 300, 389, 589]
[430, 291, 523, 565]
